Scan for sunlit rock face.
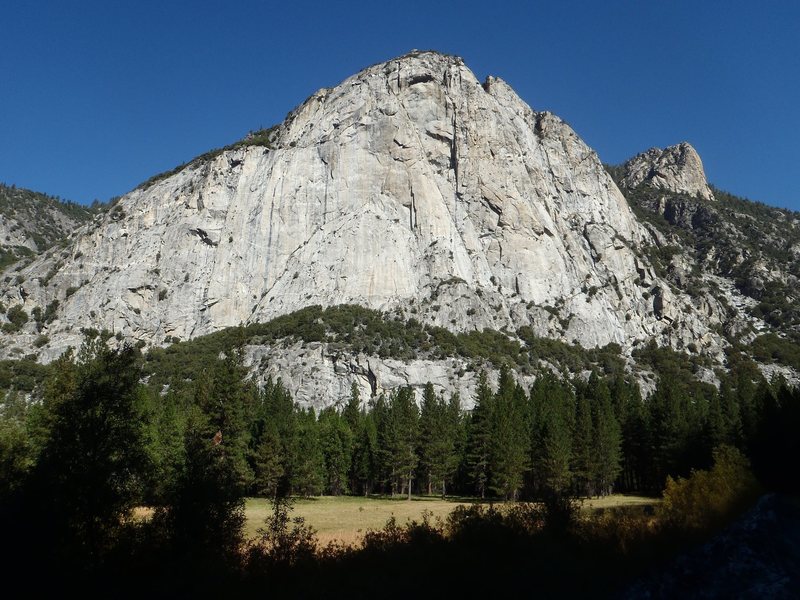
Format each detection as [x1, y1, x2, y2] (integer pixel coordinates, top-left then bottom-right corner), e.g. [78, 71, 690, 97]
[0, 51, 721, 366]
[621, 142, 715, 201]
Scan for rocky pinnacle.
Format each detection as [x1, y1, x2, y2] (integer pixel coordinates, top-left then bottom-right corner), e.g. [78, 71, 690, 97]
[621, 142, 715, 201]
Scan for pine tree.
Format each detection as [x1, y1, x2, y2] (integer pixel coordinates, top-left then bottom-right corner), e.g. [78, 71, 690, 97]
[195, 350, 255, 490]
[158, 349, 262, 561]
[648, 375, 693, 489]
[372, 394, 392, 494]
[342, 382, 362, 432]
[571, 391, 594, 496]
[609, 373, 632, 425]
[342, 382, 366, 493]
[466, 371, 494, 498]
[419, 384, 461, 497]
[318, 408, 353, 495]
[0, 391, 36, 500]
[618, 382, 649, 492]
[734, 367, 761, 447]
[163, 403, 245, 562]
[147, 390, 187, 503]
[489, 370, 530, 500]
[382, 387, 419, 498]
[252, 424, 284, 497]
[588, 373, 622, 496]
[291, 409, 325, 496]
[419, 382, 441, 495]
[719, 380, 743, 447]
[704, 389, 728, 458]
[26, 348, 78, 460]
[352, 410, 378, 495]
[529, 371, 573, 497]
[251, 377, 297, 494]
[443, 392, 463, 497]
[748, 377, 800, 491]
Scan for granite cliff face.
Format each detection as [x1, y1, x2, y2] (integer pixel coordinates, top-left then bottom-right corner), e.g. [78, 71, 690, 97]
[621, 142, 715, 202]
[0, 52, 724, 372]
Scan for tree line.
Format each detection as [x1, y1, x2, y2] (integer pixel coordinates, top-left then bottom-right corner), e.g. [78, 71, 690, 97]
[3, 336, 796, 514]
[230, 361, 799, 503]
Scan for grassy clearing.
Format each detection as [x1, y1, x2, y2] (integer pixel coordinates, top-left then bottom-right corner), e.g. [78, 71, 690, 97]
[582, 494, 659, 512]
[245, 496, 471, 546]
[244, 494, 659, 546]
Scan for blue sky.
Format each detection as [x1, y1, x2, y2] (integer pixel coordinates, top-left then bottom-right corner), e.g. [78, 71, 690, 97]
[2, 1, 798, 210]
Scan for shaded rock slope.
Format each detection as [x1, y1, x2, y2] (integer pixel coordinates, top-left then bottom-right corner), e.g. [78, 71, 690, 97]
[624, 494, 800, 599]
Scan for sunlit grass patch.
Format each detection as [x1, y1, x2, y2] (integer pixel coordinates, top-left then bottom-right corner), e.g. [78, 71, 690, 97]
[244, 494, 660, 545]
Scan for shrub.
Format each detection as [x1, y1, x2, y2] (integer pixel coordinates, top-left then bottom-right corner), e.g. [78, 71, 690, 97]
[43, 300, 59, 323]
[657, 445, 761, 532]
[245, 496, 317, 570]
[750, 333, 800, 370]
[3, 305, 29, 333]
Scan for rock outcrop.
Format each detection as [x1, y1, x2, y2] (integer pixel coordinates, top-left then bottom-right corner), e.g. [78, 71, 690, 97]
[621, 142, 715, 201]
[0, 51, 724, 365]
[244, 340, 533, 410]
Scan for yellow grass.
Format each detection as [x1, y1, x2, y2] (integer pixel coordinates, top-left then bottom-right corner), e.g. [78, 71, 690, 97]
[582, 494, 659, 511]
[245, 496, 470, 546]
[244, 494, 659, 546]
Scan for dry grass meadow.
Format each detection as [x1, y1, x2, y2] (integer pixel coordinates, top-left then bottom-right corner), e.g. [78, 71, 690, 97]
[244, 494, 659, 547]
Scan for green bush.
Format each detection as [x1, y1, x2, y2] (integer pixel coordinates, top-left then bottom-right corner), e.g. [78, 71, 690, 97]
[43, 300, 59, 324]
[750, 333, 800, 371]
[3, 305, 29, 333]
[141, 304, 638, 392]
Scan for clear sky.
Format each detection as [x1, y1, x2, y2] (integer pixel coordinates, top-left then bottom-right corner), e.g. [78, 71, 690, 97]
[2, 1, 799, 210]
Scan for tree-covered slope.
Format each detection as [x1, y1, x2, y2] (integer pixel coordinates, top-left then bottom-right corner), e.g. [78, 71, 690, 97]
[0, 183, 97, 271]
[0, 304, 720, 410]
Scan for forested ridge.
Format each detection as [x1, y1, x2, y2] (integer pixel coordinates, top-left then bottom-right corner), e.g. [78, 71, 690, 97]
[0, 303, 658, 401]
[0, 183, 98, 271]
